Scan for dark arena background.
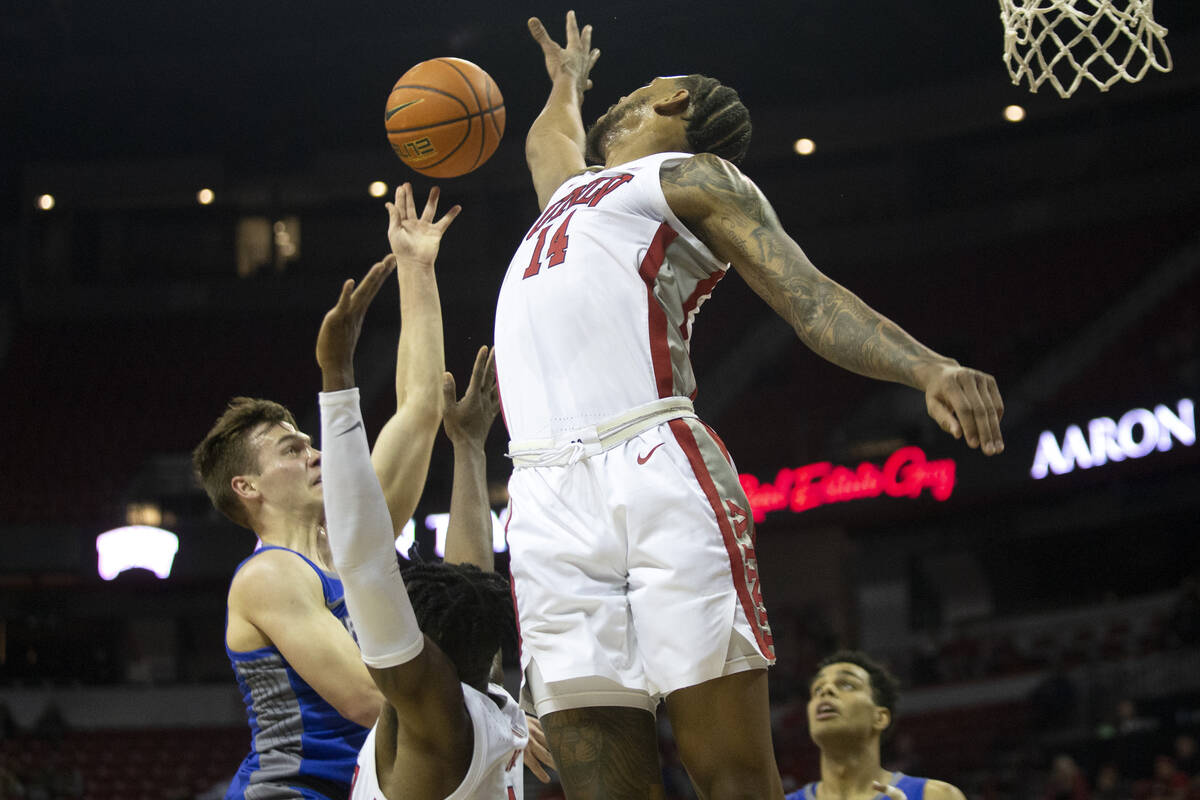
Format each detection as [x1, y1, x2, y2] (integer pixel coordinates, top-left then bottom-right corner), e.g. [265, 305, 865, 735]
[2, 2, 1199, 798]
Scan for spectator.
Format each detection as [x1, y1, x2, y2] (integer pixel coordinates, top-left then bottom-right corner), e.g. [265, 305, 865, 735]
[1174, 734, 1200, 778]
[1044, 754, 1090, 800]
[1092, 764, 1127, 800]
[1115, 698, 1159, 737]
[1150, 755, 1188, 800]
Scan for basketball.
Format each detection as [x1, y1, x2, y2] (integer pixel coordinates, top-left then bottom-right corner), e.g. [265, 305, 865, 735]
[384, 58, 506, 179]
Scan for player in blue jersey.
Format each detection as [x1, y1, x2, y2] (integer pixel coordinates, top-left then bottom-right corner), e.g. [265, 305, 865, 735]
[192, 184, 480, 799]
[787, 651, 967, 800]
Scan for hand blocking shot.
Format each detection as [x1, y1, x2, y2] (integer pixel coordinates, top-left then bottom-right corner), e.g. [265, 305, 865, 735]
[314, 185, 533, 800]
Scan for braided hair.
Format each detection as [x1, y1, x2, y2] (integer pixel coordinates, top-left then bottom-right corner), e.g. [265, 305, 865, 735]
[676, 74, 752, 165]
[402, 562, 517, 689]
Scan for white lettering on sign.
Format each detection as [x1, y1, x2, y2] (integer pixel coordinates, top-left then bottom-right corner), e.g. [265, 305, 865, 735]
[1031, 398, 1195, 479]
[96, 525, 180, 580]
[393, 508, 510, 560]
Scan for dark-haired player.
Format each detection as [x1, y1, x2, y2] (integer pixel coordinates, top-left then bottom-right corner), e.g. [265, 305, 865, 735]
[492, 10, 1006, 799]
[313, 239, 530, 799]
[788, 651, 966, 800]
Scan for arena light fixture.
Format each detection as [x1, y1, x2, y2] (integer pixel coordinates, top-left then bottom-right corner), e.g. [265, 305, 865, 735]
[96, 525, 180, 580]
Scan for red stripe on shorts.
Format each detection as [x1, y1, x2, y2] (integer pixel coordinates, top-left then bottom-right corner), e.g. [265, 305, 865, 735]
[667, 418, 774, 659]
[638, 223, 679, 398]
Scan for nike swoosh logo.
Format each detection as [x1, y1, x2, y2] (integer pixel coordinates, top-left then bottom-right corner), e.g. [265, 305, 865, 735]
[337, 420, 364, 437]
[636, 443, 665, 465]
[385, 98, 425, 121]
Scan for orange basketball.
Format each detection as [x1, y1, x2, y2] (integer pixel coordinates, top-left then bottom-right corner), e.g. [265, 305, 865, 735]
[384, 58, 506, 179]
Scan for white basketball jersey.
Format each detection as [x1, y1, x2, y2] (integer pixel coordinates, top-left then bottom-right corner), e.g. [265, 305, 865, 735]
[494, 152, 728, 442]
[350, 683, 526, 800]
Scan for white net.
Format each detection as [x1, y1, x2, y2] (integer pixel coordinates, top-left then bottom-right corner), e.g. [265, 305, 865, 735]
[999, 0, 1173, 98]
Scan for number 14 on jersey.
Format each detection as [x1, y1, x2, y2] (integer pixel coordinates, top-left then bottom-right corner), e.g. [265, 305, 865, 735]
[522, 212, 574, 279]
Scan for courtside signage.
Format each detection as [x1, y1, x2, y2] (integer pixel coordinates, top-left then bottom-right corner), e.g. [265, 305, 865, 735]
[1031, 398, 1195, 479]
[738, 446, 956, 522]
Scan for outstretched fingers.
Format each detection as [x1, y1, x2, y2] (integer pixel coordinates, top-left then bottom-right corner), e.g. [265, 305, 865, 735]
[482, 348, 497, 400]
[468, 345, 490, 387]
[441, 370, 458, 409]
[434, 200, 462, 233]
[564, 10, 580, 47]
[528, 16, 555, 51]
[402, 181, 418, 220]
[420, 185, 440, 221]
[334, 279, 356, 313]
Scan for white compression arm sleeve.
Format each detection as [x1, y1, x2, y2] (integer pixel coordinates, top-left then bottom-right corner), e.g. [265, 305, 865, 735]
[319, 388, 424, 668]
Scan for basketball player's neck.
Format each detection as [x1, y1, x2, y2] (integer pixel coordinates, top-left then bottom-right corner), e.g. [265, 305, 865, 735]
[816, 739, 890, 799]
[604, 129, 688, 169]
[255, 508, 330, 567]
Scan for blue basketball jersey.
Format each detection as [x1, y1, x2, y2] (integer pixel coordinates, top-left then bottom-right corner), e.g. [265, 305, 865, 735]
[225, 546, 369, 800]
[788, 772, 928, 800]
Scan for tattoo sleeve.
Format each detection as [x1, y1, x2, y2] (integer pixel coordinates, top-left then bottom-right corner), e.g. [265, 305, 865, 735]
[661, 154, 954, 390]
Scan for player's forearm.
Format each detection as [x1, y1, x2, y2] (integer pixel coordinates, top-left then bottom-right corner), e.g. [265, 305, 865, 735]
[662, 154, 957, 392]
[320, 388, 425, 669]
[393, 264, 446, 421]
[526, 77, 587, 160]
[442, 440, 494, 572]
[782, 278, 959, 391]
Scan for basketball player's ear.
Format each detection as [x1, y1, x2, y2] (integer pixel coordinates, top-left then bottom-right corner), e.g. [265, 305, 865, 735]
[653, 88, 690, 118]
[231, 475, 259, 501]
[873, 706, 891, 734]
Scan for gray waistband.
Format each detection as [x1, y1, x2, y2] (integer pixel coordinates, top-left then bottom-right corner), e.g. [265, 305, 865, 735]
[507, 397, 696, 468]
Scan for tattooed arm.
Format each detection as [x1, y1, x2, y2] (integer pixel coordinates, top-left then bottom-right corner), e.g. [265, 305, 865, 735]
[661, 153, 1005, 455]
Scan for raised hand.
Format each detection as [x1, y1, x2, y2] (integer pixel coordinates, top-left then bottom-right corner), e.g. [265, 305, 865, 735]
[527, 10, 601, 96]
[386, 183, 461, 268]
[922, 363, 1005, 455]
[443, 346, 500, 448]
[316, 256, 397, 391]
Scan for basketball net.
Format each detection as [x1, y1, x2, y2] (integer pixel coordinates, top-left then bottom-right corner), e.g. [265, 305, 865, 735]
[999, 0, 1172, 98]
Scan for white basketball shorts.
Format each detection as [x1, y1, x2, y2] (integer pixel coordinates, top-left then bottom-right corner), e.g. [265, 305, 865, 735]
[504, 403, 774, 717]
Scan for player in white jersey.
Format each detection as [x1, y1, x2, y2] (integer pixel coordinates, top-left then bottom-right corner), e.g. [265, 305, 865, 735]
[493, 12, 1007, 800]
[313, 191, 532, 799]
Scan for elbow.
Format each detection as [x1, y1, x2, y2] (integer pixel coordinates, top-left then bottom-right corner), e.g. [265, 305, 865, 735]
[398, 385, 445, 425]
[410, 393, 446, 429]
[525, 137, 546, 170]
[341, 688, 384, 729]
